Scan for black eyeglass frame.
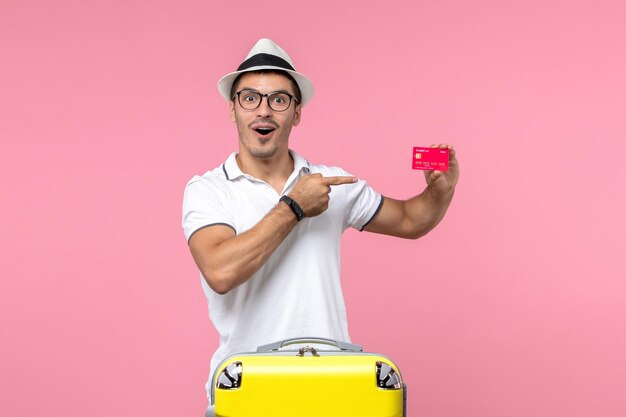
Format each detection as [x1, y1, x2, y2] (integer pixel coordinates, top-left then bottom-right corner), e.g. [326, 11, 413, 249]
[232, 90, 299, 112]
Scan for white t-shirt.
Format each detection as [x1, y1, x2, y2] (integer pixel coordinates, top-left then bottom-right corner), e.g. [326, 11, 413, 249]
[182, 150, 383, 397]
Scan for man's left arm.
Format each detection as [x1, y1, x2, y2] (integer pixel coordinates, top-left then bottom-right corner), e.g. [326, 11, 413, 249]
[364, 144, 459, 239]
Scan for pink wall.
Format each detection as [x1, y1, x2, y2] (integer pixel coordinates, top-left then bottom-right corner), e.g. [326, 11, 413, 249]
[2, 0, 625, 416]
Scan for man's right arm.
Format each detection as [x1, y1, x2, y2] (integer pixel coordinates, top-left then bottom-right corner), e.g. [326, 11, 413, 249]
[188, 174, 357, 295]
[188, 201, 299, 294]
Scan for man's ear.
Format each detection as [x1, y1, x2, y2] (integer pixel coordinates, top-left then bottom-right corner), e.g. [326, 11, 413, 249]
[293, 105, 301, 126]
[229, 101, 236, 122]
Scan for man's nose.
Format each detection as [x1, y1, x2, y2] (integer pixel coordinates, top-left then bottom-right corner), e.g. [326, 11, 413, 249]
[256, 96, 273, 117]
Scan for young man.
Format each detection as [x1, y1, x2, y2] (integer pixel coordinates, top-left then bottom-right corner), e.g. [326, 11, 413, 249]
[182, 38, 459, 404]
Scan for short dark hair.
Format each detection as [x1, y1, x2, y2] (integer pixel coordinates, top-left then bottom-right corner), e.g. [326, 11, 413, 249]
[230, 70, 302, 103]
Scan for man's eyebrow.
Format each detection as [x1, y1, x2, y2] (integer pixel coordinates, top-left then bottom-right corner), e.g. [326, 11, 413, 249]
[238, 88, 294, 95]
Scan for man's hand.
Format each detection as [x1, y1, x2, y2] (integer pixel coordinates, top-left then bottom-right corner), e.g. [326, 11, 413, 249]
[364, 144, 459, 239]
[288, 174, 357, 217]
[424, 144, 459, 197]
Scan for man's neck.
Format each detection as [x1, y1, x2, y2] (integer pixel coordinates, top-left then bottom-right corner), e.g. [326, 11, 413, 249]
[236, 150, 294, 194]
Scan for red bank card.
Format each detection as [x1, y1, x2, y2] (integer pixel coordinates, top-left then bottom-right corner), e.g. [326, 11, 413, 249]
[412, 147, 450, 171]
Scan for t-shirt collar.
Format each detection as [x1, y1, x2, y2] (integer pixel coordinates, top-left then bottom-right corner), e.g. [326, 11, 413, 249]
[222, 150, 311, 181]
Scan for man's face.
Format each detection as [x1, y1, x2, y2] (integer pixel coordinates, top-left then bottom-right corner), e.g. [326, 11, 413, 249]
[230, 72, 301, 160]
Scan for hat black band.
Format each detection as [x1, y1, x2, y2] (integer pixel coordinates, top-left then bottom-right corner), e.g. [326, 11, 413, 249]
[237, 53, 295, 71]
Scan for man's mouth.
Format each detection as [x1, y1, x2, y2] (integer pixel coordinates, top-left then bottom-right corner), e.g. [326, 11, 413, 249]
[251, 124, 277, 137]
[254, 127, 275, 135]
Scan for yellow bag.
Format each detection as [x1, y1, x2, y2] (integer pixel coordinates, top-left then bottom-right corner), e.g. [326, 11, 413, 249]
[211, 337, 406, 417]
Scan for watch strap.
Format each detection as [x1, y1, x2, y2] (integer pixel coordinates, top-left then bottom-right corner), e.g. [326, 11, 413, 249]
[280, 195, 304, 222]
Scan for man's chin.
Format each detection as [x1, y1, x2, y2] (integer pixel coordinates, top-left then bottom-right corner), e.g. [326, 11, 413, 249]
[249, 147, 278, 159]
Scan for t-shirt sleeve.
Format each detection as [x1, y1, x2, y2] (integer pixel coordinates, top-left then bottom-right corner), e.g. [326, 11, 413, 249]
[338, 168, 383, 231]
[182, 174, 235, 242]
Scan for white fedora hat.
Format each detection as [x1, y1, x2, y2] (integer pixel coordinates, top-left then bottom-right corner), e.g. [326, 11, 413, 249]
[217, 38, 314, 107]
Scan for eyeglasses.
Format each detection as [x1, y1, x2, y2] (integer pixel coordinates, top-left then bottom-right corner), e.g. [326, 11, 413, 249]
[233, 90, 299, 112]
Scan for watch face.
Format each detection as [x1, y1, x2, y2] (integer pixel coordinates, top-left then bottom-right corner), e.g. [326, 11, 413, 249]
[293, 202, 304, 220]
[282, 196, 303, 221]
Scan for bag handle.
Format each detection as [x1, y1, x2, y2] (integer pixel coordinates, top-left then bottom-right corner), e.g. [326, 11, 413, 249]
[257, 337, 363, 352]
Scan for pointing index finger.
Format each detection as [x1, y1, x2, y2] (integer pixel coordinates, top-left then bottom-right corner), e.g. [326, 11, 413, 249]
[321, 176, 358, 186]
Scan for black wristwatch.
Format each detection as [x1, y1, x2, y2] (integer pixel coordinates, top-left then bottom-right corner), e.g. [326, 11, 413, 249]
[280, 195, 304, 222]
